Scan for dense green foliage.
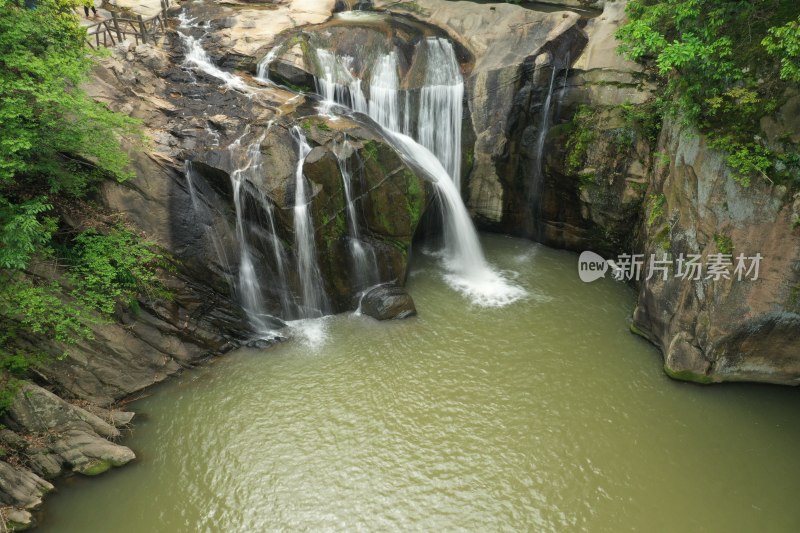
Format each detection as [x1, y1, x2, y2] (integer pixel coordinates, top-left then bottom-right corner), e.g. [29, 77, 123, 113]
[616, 0, 800, 186]
[66, 228, 171, 315]
[0, 0, 160, 412]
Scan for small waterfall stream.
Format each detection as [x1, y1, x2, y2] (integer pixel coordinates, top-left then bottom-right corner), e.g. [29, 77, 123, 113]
[257, 189, 293, 316]
[417, 38, 464, 190]
[179, 32, 249, 91]
[229, 136, 294, 331]
[291, 127, 330, 317]
[229, 136, 269, 332]
[531, 61, 558, 240]
[334, 137, 378, 291]
[368, 51, 403, 133]
[255, 48, 277, 82]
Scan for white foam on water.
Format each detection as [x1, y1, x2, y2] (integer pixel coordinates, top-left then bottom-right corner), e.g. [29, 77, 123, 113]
[441, 264, 527, 308]
[287, 318, 330, 348]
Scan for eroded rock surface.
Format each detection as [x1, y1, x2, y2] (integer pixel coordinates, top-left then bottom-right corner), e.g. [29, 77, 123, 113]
[360, 283, 417, 320]
[0, 384, 137, 529]
[632, 121, 800, 384]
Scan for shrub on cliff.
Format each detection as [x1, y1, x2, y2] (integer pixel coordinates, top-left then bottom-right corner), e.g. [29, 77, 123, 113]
[616, 0, 800, 187]
[0, 0, 161, 412]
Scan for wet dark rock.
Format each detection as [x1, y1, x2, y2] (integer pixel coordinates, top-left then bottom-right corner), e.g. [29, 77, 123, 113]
[360, 283, 417, 320]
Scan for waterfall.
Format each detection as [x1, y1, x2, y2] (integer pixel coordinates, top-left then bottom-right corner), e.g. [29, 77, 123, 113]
[258, 190, 294, 316]
[311, 39, 524, 306]
[316, 49, 367, 115]
[184, 160, 202, 211]
[368, 51, 402, 133]
[291, 127, 330, 317]
[255, 48, 277, 82]
[179, 32, 249, 91]
[334, 137, 378, 291]
[229, 137, 291, 333]
[531, 61, 558, 240]
[417, 38, 464, 190]
[386, 131, 523, 306]
[403, 91, 412, 136]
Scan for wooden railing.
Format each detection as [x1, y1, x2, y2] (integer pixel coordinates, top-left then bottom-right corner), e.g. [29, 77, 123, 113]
[85, 0, 172, 50]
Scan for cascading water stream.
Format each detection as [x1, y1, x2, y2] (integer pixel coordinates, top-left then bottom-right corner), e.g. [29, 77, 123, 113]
[184, 159, 202, 211]
[531, 62, 558, 240]
[385, 132, 523, 305]
[310, 37, 524, 306]
[368, 51, 402, 133]
[291, 127, 330, 317]
[179, 32, 250, 92]
[417, 38, 463, 189]
[257, 190, 294, 316]
[255, 48, 277, 83]
[316, 49, 368, 115]
[334, 137, 378, 290]
[229, 136, 294, 333]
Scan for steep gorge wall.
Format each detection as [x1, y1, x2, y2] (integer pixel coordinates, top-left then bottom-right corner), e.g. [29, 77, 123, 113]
[488, 0, 800, 384]
[633, 119, 800, 385]
[384, 0, 800, 384]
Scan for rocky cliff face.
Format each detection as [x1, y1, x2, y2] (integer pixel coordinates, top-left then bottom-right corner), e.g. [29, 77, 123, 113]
[501, 0, 800, 384]
[376, 0, 799, 384]
[633, 119, 800, 385]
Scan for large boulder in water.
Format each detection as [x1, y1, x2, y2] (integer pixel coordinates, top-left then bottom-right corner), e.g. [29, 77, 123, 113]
[360, 283, 417, 320]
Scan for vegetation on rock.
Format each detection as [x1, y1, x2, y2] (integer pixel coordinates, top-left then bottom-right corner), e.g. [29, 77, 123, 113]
[0, 0, 162, 413]
[616, 0, 800, 187]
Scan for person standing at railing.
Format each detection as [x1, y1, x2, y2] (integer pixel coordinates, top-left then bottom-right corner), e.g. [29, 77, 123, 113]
[82, 0, 97, 18]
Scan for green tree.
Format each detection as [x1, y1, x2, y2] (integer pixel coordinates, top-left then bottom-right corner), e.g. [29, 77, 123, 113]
[762, 16, 800, 82]
[0, 0, 159, 412]
[616, 0, 800, 186]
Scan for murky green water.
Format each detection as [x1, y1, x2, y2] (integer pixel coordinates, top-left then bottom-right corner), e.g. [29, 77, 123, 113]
[39, 235, 800, 532]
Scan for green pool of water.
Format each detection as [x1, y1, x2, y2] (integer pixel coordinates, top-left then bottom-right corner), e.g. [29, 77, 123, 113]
[38, 234, 800, 532]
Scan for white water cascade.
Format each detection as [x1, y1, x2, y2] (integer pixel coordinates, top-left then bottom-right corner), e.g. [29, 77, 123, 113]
[417, 38, 464, 189]
[234, 137, 294, 317]
[531, 61, 559, 239]
[179, 32, 250, 92]
[315, 49, 368, 115]
[229, 137, 270, 332]
[255, 48, 277, 83]
[312, 37, 524, 306]
[368, 51, 403, 133]
[258, 189, 294, 316]
[334, 137, 379, 290]
[291, 127, 330, 317]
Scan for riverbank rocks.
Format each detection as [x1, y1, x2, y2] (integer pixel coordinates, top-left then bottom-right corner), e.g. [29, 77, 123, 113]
[360, 283, 417, 320]
[0, 461, 53, 529]
[2, 384, 136, 477]
[0, 383, 138, 530]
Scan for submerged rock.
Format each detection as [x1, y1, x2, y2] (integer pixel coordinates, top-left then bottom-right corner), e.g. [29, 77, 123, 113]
[360, 283, 417, 320]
